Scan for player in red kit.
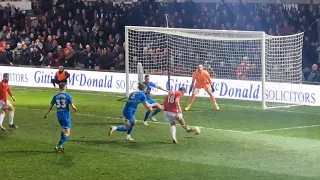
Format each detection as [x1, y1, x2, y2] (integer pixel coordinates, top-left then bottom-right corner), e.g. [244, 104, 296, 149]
[0, 73, 17, 131]
[163, 87, 197, 144]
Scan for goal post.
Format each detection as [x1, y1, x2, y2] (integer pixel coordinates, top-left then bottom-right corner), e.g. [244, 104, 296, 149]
[125, 26, 304, 109]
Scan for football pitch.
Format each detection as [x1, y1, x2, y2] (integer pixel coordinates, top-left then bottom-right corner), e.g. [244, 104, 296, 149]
[1, 87, 320, 180]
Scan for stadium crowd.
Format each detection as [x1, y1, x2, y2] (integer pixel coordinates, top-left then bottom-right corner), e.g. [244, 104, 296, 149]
[0, 0, 320, 82]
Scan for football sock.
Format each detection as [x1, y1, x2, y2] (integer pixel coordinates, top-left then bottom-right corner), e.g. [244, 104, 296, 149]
[0, 113, 4, 126]
[150, 108, 161, 117]
[210, 95, 218, 105]
[189, 95, 196, 104]
[181, 125, 191, 131]
[57, 131, 68, 147]
[144, 111, 151, 121]
[170, 126, 177, 139]
[127, 123, 135, 135]
[8, 111, 14, 125]
[116, 126, 127, 131]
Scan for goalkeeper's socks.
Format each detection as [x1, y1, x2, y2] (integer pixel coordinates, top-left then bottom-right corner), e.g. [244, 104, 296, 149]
[144, 111, 151, 122]
[116, 126, 127, 131]
[150, 108, 161, 117]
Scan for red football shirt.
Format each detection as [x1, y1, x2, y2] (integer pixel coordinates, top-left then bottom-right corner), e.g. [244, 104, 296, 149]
[164, 91, 183, 113]
[0, 80, 13, 103]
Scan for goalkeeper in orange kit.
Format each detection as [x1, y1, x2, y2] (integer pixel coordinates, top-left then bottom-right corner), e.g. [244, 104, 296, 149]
[184, 64, 220, 111]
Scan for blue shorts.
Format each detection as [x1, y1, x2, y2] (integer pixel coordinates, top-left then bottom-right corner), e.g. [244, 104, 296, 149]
[57, 113, 71, 129]
[123, 110, 135, 123]
[147, 98, 157, 104]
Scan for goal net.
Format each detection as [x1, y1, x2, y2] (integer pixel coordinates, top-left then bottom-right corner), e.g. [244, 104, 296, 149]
[125, 26, 304, 110]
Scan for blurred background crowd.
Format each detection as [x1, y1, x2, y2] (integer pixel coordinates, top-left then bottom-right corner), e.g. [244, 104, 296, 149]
[0, 0, 320, 83]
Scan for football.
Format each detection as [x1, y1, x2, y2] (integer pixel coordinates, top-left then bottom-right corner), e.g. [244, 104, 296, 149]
[193, 126, 201, 135]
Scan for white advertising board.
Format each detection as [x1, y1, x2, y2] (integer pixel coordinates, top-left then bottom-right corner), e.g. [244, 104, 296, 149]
[0, 66, 318, 106]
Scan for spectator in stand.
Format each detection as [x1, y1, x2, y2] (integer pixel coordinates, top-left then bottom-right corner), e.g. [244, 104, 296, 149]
[42, 52, 54, 67]
[84, 51, 95, 69]
[98, 47, 113, 70]
[115, 53, 125, 71]
[0, 0, 319, 77]
[306, 64, 320, 83]
[64, 42, 75, 67]
[235, 56, 254, 79]
[4, 44, 13, 65]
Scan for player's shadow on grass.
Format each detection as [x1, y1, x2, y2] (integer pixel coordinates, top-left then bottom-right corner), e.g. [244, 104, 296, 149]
[0, 132, 9, 140]
[71, 139, 113, 145]
[184, 136, 196, 139]
[74, 122, 123, 126]
[56, 153, 75, 168]
[1, 150, 56, 155]
[71, 139, 172, 147]
[186, 108, 216, 112]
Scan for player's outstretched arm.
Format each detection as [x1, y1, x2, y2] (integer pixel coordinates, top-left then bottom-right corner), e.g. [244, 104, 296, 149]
[175, 97, 182, 113]
[6, 87, 15, 101]
[71, 103, 77, 112]
[156, 85, 171, 93]
[143, 101, 153, 111]
[44, 104, 54, 119]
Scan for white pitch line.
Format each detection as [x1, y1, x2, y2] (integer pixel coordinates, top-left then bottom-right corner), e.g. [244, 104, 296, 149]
[17, 107, 250, 134]
[224, 104, 320, 116]
[248, 125, 320, 133]
[17, 107, 320, 134]
[12, 87, 320, 116]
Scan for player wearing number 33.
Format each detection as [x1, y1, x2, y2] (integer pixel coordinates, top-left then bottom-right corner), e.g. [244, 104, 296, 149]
[185, 64, 219, 111]
[44, 83, 77, 152]
[164, 87, 198, 144]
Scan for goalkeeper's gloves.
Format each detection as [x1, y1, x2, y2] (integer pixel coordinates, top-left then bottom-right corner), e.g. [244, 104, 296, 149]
[188, 84, 194, 94]
[211, 84, 215, 92]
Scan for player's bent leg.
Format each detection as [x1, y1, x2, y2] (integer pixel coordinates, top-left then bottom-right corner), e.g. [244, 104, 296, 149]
[125, 120, 135, 141]
[51, 79, 57, 87]
[144, 101, 162, 124]
[56, 128, 70, 152]
[176, 114, 192, 132]
[6, 102, 17, 129]
[109, 120, 128, 136]
[164, 111, 179, 143]
[185, 88, 200, 111]
[170, 122, 178, 144]
[144, 99, 160, 124]
[0, 101, 6, 131]
[149, 103, 163, 122]
[0, 110, 5, 131]
[143, 110, 151, 125]
[55, 118, 71, 152]
[109, 118, 135, 141]
[205, 88, 219, 111]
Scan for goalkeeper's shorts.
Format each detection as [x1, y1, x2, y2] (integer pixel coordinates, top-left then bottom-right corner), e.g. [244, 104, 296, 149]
[194, 84, 211, 91]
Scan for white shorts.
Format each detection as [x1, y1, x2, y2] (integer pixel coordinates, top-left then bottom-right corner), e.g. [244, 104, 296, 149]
[164, 111, 183, 123]
[0, 100, 12, 109]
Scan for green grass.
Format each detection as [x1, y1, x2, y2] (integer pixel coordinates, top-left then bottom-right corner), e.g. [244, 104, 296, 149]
[1, 87, 320, 180]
